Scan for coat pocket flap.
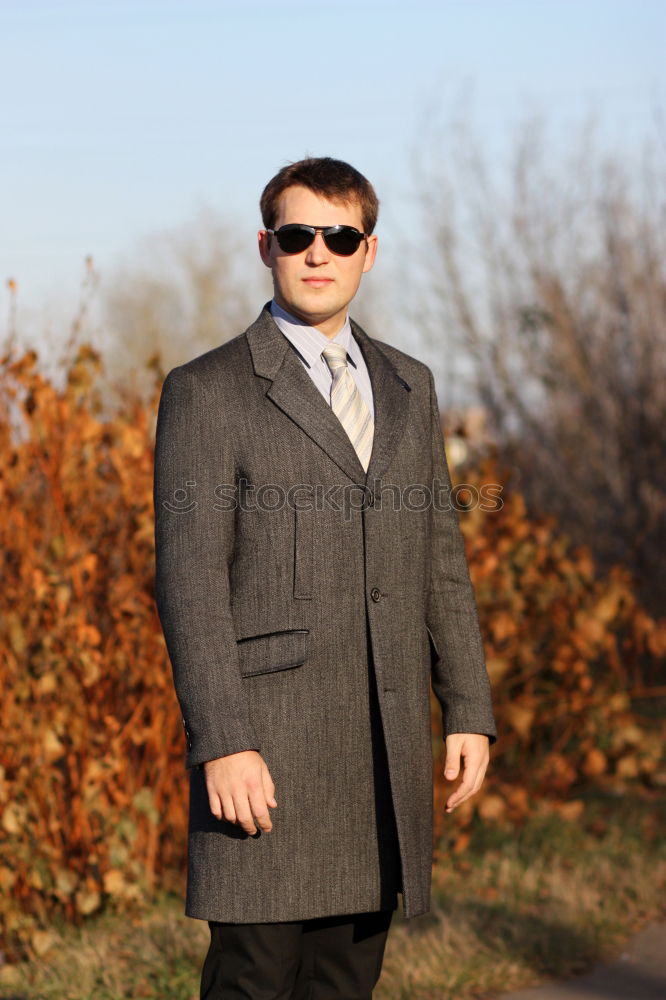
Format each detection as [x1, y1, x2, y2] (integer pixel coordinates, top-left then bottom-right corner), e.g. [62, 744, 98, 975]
[236, 628, 309, 678]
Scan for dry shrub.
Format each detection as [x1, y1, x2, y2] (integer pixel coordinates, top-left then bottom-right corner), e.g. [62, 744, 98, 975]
[432, 446, 666, 857]
[0, 345, 186, 960]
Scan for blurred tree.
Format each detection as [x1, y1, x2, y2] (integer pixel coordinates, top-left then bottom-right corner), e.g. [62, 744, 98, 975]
[415, 110, 666, 623]
[100, 206, 271, 403]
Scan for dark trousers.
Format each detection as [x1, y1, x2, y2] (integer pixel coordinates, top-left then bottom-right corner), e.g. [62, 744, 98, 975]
[200, 908, 394, 999]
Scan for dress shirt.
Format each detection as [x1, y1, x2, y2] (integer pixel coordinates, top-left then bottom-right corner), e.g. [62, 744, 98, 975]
[270, 299, 375, 422]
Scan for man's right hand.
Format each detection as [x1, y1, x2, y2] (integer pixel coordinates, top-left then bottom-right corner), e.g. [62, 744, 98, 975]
[202, 750, 277, 835]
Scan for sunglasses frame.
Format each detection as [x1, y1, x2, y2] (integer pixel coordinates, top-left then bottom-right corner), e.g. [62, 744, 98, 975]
[266, 224, 369, 256]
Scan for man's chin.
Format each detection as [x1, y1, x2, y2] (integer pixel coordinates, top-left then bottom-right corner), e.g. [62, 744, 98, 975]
[282, 297, 344, 326]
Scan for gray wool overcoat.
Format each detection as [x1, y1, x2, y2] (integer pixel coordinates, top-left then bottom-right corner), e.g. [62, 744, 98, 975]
[153, 302, 498, 924]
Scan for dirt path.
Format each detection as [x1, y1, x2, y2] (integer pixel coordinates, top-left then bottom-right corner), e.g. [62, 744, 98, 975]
[492, 921, 666, 1000]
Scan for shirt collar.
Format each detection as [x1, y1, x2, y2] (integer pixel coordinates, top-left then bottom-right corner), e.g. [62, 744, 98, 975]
[270, 299, 357, 369]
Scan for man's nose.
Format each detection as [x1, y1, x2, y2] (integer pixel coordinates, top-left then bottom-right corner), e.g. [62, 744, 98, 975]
[304, 230, 329, 264]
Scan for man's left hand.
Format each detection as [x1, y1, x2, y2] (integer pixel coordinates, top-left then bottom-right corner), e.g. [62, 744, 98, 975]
[443, 733, 490, 812]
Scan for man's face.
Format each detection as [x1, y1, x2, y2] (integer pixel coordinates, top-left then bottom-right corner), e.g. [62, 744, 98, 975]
[258, 184, 378, 337]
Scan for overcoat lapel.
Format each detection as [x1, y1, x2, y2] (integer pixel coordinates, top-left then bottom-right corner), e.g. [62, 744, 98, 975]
[351, 316, 411, 483]
[246, 304, 410, 485]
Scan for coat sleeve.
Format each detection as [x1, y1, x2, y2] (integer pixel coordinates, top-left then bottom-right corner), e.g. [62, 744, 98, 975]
[153, 365, 260, 769]
[425, 367, 498, 746]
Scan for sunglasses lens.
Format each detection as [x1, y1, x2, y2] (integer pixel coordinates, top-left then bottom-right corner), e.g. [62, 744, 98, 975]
[325, 227, 364, 255]
[275, 225, 314, 254]
[272, 225, 365, 255]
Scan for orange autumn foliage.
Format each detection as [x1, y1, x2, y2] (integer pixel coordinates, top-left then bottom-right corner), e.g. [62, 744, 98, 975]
[1, 345, 185, 959]
[0, 344, 664, 958]
[431, 451, 666, 855]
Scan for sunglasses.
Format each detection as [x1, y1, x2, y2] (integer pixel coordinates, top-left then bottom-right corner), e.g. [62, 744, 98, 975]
[266, 224, 368, 256]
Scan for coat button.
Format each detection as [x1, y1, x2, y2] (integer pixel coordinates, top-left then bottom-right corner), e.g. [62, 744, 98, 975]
[370, 587, 381, 602]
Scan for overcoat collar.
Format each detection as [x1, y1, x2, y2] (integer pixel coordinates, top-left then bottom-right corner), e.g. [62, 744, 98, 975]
[246, 302, 410, 486]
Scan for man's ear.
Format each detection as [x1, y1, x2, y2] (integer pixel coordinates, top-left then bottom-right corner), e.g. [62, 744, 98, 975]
[362, 234, 378, 274]
[258, 230, 273, 268]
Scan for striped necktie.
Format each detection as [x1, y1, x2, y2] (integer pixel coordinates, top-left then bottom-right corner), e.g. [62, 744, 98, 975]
[321, 343, 374, 472]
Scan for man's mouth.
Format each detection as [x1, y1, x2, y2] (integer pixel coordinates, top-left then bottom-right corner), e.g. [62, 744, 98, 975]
[302, 278, 333, 288]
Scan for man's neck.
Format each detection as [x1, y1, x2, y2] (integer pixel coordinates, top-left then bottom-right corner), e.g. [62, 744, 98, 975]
[270, 298, 349, 340]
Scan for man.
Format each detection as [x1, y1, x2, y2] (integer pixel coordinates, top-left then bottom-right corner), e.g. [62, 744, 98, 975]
[153, 157, 498, 999]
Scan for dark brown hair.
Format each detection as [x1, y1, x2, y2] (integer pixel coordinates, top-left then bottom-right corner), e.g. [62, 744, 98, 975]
[260, 157, 379, 234]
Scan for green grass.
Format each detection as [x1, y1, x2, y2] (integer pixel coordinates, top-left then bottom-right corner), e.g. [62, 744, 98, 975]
[1, 791, 664, 1000]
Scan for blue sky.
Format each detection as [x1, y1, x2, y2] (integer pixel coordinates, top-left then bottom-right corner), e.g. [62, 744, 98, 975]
[1, 0, 663, 337]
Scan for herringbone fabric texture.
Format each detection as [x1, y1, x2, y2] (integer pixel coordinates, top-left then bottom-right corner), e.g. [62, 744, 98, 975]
[322, 343, 374, 471]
